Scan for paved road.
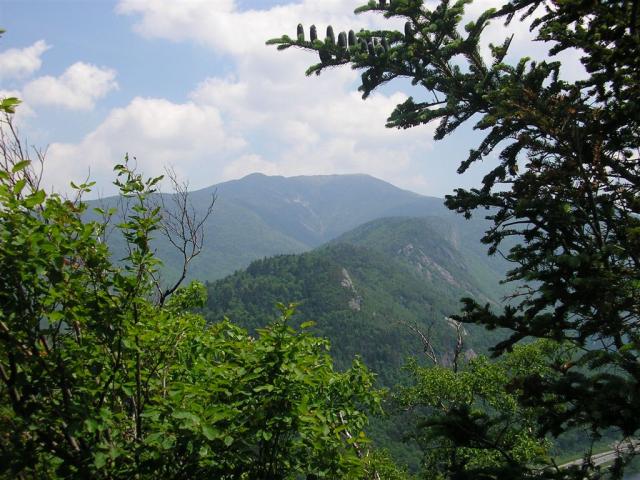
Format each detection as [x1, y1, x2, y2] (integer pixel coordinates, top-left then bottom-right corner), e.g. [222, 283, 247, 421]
[559, 439, 639, 470]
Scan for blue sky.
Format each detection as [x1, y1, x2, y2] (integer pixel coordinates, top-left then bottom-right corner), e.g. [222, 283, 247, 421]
[0, 0, 575, 198]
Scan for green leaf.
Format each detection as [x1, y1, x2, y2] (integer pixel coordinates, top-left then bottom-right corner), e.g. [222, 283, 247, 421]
[11, 160, 30, 173]
[253, 384, 275, 393]
[24, 189, 45, 207]
[13, 178, 26, 195]
[0, 97, 21, 113]
[94, 452, 108, 469]
[202, 425, 220, 441]
[85, 418, 100, 433]
[172, 410, 201, 426]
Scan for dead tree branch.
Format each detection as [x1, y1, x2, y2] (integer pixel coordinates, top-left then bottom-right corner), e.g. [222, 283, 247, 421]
[154, 167, 215, 305]
[399, 320, 439, 365]
[448, 317, 465, 373]
[338, 411, 380, 480]
[400, 317, 466, 372]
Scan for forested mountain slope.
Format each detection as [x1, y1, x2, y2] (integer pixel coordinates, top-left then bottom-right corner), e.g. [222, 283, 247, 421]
[202, 216, 508, 469]
[95, 173, 481, 282]
[203, 216, 507, 385]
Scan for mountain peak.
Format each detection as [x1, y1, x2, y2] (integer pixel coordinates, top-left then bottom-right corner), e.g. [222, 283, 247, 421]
[216, 172, 423, 197]
[240, 172, 269, 179]
[207, 172, 446, 247]
[98, 172, 455, 282]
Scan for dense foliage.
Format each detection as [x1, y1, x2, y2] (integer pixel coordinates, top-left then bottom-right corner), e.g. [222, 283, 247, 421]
[204, 217, 510, 469]
[269, 0, 640, 477]
[397, 341, 563, 479]
[204, 218, 506, 385]
[204, 217, 617, 476]
[0, 123, 385, 479]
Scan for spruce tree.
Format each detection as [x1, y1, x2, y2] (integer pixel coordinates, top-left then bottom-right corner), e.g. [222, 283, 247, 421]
[269, 0, 640, 477]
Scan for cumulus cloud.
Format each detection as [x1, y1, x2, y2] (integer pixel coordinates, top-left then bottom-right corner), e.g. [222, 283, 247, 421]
[116, 0, 578, 75]
[0, 40, 50, 80]
[23, 62, 118, 111]
[116, 0, 376, 56]
[191, 72, 434, 189]
[43, 97, 246, 195]
[27, 0, 589, 196]
[113, 1, 430, 186]
[110, 0, 586, 197]
[39, 0, 576, 199]
[222, 154, 280, 180]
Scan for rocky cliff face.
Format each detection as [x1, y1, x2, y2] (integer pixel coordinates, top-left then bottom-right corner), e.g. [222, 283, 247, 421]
[340, 267, 362, 311]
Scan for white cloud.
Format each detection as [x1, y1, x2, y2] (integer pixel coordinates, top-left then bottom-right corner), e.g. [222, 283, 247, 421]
[110, 0, 436, 191]
[27, 0, 567, 200]
[196, 72, 434, 190]
[21, 0, 588, 198]
[111, 0, 587, 198]
[190, 76, 248, 111]
[222, 153, 279, 180]
[43, 97, 246, 195]
[23, 62, 118, 111]
[0, 40, 50, 80]
[116, 0, 376, 56]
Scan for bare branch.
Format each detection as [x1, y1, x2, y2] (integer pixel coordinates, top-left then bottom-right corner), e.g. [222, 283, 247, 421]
[338, 411, 381, 480]
[448, 317, 465, 373]
[0, 112, 45, 198]
[400, 317, 466, 372]
[154, 167, 216, 305]
[399, 320, 439, 365]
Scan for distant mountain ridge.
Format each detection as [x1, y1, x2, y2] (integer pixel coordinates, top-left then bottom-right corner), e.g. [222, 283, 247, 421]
[96, 172, 490, 282]
[95, 172, 509, 469]
[204, 173, 447, 247]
